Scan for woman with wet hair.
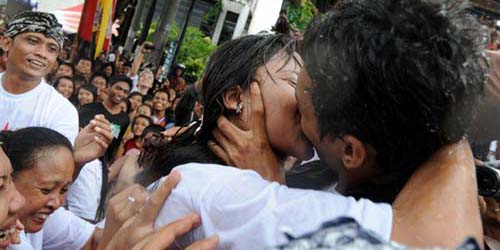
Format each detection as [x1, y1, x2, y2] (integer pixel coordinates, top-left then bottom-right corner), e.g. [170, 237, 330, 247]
[137, 34, 313, 186]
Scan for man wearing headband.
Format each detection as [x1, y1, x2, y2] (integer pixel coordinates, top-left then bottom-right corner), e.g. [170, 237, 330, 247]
[0, 11, 116, 250]
[0, 11, 76, 140]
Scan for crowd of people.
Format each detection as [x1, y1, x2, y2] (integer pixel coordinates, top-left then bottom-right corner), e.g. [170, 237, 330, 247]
[1, 0, 500, 249]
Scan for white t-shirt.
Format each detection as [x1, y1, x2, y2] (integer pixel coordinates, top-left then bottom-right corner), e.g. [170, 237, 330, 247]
[67, 159, 103, 221]
[8, 207, 95, 250]
[130, 75, 139, 92]
[0, 73, 78, 143]
[152, 163, 393, 250]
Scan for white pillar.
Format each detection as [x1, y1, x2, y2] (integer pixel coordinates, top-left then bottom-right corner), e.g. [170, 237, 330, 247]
[232, 4, 250, 39]
[212, 9, 227, 45]
[247, 0, 283, 34]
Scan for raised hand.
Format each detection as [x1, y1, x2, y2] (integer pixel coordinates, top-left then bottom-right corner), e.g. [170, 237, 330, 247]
[209, 81, 284, 183]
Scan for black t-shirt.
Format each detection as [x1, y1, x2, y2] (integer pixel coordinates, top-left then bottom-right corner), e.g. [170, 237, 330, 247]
[79, 102, 130, 162]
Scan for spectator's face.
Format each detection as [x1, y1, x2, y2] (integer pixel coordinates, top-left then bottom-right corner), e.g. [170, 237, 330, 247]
[121, 66, 131, 75]
[58, 49, 68, 60]
[77, 88, 94, 106]
[55, 64, 73, 79]
[108, 81, 130, 105]
[55, 78, 74, 99]
[76, 59, 92, 75]
[103, 66, 113, 77]
[137, 105, 152, 117]
[5, 32, 59, 80]
[0, 149, 25, 248]
[14, 147, 73, 233]
[175, 68, 183, 77]
[129, 95, 143, 111]
[91, 76, 107, 92]
[254, 52, 313, 160]
[138, 72, 154, 94]
[152, 92, 170, 112]
[133, 117, 151, 137]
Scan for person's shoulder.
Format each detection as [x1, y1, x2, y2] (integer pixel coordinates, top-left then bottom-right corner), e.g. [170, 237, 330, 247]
[173, 162, 259, 178]
[40, 84, 76, 110]
[79, 102, 103, 113]
[170, 163, 271, 196]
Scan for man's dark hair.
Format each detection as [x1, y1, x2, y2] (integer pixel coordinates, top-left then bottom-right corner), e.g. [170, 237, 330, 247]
[72, 74, 87, 86]
[59, 61, 74, 74]
[109, 74, 133, 90]
[89, 72, 109, 87]
[76, 56, 93, 66]
[129, 91, 143, 99]
[301, 0, 488, 202]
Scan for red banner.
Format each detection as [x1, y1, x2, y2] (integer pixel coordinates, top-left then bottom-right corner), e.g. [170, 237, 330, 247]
[78, 0, 98, 41]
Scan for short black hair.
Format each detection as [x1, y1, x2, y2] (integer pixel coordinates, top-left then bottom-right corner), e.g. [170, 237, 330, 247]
[301, 0, 487, 202]
[0, 127, 73, 175]
[129, 91, 143, 99]
[77, 55, 93, 64]
[72, 74, 87, 86]
[90, 72, 109, 87]
[59, 61, 74, 73]
[109, 75, 133, 90]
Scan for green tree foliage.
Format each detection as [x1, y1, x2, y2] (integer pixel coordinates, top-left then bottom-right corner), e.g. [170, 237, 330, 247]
[167, 23, 217, 82]
[285, 0, 316, 31]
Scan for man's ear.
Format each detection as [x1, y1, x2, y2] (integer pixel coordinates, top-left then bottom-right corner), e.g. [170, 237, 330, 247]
[222, 86, 245, 112]
[340, 135, 366, 169]
[2, 36, 11, 52]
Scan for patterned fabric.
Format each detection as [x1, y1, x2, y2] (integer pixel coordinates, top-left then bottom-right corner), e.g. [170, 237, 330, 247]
[269, 217, 480, 250]
[6, 11, 64, 49]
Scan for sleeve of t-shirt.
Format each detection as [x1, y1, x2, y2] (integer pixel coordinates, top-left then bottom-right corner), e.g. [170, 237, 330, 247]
[41, 207, 96, 250]
[131, 75, 139, 92]
[50, 101, 79, 145]
[67, 159, 102, 221]
[153, 163, 393, 250]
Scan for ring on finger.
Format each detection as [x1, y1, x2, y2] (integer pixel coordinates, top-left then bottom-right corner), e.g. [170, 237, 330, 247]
[127, 195, 136, 203]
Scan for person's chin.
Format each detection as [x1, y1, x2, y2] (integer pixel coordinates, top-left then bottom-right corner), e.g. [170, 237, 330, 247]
[24, 220, 43, 234]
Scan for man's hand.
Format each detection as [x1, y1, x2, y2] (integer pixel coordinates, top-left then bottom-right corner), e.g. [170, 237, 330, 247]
[208, 82, 284, 183]
[74, 115, 113, 167]
[96, 184, 149, 250]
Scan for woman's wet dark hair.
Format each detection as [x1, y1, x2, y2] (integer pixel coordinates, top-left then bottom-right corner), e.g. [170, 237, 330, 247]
[301, 0, 487, 202]
[137, 34, 298, 186]
[0, 127, 73, 175]
[174, 86, 200, 126]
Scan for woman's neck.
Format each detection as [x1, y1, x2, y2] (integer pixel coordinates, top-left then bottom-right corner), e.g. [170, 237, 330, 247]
[153, 110, 165, 118]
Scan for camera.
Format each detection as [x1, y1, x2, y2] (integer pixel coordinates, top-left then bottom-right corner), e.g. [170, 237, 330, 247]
[144, 43, 155, 51]
[477, 161, 500, 197]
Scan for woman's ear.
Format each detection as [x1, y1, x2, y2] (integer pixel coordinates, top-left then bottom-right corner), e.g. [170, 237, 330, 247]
[340, 135, 366, 169]
[222, 86, 245, 113]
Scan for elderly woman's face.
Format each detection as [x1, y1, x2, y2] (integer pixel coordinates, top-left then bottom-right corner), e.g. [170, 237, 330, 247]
[255, 52, 314, 160]
[13, 147, 73, 233]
